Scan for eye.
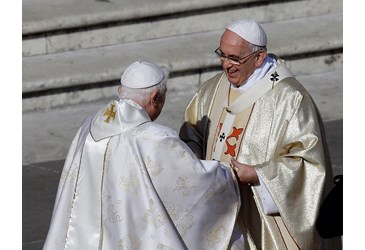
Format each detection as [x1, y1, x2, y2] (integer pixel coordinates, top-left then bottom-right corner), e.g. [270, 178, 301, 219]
[228, 56, 240, 62]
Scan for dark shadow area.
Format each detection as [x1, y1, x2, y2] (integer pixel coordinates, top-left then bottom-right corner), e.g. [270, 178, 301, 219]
[323, 119, 343, 173]
[22, 160, 64, 250]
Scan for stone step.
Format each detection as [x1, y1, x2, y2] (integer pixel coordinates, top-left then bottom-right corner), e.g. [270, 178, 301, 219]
[22, 13, 343, 112]
[22, 0, 343, 165]
[23, 52, 343, 112]
[22, 67, 343, 165]
[23, 0, 256, 35]
[22, 0, 342, 57]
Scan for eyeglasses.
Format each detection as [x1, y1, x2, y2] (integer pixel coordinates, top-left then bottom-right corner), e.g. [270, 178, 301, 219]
[214, 47, 259, 65]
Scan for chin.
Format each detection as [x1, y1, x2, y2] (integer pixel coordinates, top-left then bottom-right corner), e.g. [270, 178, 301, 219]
[228, 79, 240, 87]
[225, 74, 238, 85]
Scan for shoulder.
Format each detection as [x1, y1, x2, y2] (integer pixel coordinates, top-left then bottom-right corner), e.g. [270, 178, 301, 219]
[201, 72, 224, 90]
[193, 72, 225, 100]
[274, 77, 313, 104]
[76, 114, 93, 137]
[259, 77, 319, 120]
[132, 122, 191, 152]
[270, 58, 312, 101]
[136, 122, 179, 138]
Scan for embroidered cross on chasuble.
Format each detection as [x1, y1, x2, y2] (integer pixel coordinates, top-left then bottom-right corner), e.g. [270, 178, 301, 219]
[206, 65, 294, 164]
[209, 87, 254, 163]
[103, 103, 117, 123]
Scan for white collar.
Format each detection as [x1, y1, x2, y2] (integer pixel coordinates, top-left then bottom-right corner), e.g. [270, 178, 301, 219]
[90, 99, 151, 141]
[233, 55, 277, 92]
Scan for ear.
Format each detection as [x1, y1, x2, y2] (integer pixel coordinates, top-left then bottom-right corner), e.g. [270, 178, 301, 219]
[255, 50, 267, 67]
[150, 91, 159, 108]
[117, 86, 122, 95]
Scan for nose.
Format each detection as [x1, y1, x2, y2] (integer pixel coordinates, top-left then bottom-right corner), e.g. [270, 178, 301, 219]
[221, 58, 233, 68]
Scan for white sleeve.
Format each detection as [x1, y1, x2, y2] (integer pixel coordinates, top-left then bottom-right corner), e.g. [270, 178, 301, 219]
[256, 173, 279, 215]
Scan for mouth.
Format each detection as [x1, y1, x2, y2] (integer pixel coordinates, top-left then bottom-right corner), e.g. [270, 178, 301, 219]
[227, 68, 239, 78]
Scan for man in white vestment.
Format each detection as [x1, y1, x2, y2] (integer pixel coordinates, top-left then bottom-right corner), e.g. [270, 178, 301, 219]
[43, 61, 243, 249]
[179, 19, 342, 249]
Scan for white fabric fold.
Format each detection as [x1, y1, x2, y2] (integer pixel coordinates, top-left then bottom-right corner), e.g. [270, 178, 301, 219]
[90, 99, 151, 141]
[256, 174, 279, 215]
[43, 99, 242, 250]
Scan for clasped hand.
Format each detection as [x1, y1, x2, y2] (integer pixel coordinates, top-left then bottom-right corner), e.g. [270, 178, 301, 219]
[231, 158, 259, 185]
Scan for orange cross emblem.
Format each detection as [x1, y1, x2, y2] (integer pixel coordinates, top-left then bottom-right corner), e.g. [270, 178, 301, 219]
[224, 127, 244, 157]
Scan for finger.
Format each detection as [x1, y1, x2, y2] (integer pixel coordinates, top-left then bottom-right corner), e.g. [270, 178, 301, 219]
[231, 157, 238, 165]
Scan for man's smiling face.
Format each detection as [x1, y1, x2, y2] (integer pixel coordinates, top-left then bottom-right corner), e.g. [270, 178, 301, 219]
[219, 30, 258, 87]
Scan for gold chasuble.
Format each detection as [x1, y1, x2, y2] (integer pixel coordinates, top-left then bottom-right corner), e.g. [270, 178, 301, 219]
[180, 59, 341, 250]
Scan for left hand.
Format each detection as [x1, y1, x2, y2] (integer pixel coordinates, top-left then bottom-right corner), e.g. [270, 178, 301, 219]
[231, 158, 259, 185]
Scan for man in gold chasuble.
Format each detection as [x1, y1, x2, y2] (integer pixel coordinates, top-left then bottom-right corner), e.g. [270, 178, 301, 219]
[180, 19, 342, 250]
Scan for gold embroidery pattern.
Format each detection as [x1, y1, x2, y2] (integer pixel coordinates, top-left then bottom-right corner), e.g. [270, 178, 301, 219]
[118, 234, 141, 250]
[173, 176, 196, 196]
[157, 243, 174, 250]
[169, 139, 194, 163]
[206, 225, 228, 249]
[105, 196, 122, 223]
[104, 147, 112, 174]
[143, 199, 168, 228]
[204, 179, 231, 214]
[60, 164, 78, 185]
[145, 156, 164, 178]
[103, 103, 117, 123]
[119, 173, 140, 194]
[164, 201, 194, 236]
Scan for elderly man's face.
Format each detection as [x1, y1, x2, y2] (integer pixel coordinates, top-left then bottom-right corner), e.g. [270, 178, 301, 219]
[219, 30, 258, 87]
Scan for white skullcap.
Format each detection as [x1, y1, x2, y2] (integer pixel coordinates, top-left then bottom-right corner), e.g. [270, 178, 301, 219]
[121, 61, 168, 89]
[227, 19, 267, 46]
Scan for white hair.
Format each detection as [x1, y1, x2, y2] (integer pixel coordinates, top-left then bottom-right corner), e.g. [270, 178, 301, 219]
[247, 42, 267, 53]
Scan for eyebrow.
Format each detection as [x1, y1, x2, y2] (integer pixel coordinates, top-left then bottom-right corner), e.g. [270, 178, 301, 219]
[220, 49, 241, 59]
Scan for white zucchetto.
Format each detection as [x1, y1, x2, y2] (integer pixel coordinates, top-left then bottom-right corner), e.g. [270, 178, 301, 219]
[121, 61, 168, 89]
[227, 19, 267, 47]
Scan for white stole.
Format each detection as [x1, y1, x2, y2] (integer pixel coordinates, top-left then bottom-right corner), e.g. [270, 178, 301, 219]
[64, 100, 151, 248]
[211, 61, 294, 160]
[65, 135, 109, 249]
